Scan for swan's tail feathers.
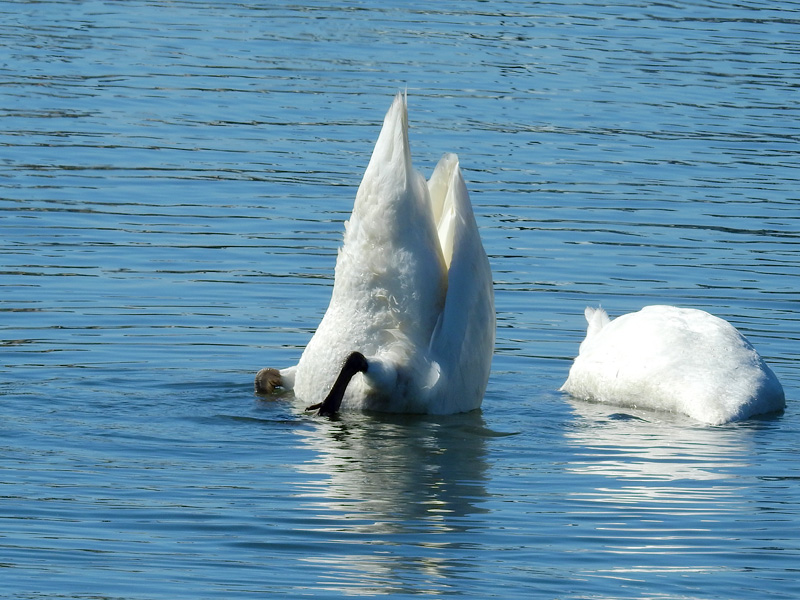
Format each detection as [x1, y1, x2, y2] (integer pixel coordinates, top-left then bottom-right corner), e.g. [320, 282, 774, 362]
[584, 306, 610, 339]
[428, 156, 495, 413]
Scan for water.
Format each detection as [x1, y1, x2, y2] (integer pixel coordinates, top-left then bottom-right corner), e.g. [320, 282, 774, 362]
[2, 1, 799, 598]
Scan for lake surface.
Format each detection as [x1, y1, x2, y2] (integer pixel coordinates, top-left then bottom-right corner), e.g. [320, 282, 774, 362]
[2, 1, 799, 598]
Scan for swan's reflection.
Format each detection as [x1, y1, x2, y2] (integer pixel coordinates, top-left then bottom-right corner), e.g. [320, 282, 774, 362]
[561, 398, 765, 581]
[564, 397, 760, 482]
[291, 411, 491, 591]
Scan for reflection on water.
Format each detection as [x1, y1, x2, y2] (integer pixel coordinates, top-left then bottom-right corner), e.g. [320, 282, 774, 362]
[291, 412, 490, 592]
[564, 398, 753, 481]
[559, 398, 788, 588]
[2, 0, 800, 598]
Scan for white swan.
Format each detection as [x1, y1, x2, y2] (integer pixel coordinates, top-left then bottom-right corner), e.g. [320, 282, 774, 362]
[255, 93, 495, 416]
[560, 305, 785, 425]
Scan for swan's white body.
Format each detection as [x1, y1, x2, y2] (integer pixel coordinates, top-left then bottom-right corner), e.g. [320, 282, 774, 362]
[272, 94, 494, 414]
[560, 305, 785, 425]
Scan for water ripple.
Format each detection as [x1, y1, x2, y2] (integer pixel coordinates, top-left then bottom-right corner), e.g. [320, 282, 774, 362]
[2, 1, 799, 599]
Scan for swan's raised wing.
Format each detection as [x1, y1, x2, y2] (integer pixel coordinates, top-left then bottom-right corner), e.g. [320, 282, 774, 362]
[292, 93, 448, 409]
[427, 154, 495, 413]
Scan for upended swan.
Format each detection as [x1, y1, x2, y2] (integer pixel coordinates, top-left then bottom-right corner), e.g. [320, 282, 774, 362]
[255, 93, 495, 416]
[560, 305, 785, 425]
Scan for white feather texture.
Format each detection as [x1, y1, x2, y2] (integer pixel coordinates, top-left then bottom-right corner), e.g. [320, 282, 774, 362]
[286, 93, 495, 413]
[560, 305, 785, 425]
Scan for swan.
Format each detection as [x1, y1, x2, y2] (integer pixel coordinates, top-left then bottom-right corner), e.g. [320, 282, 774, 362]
[560, 305, 785, 425]
[255, 93, 495, 417]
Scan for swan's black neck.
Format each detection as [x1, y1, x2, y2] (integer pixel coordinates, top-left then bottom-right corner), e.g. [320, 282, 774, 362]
[311, 351, 368, 418]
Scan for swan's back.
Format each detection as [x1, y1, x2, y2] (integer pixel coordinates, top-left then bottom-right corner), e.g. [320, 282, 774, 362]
[292, 95, 449, 410]
[332, 93, 447, 355]
[561, 305, 785, 424]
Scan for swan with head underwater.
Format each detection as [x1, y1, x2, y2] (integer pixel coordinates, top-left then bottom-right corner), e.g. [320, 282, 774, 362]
[255, 93, 495, 417]
[560, 305, 785, 425]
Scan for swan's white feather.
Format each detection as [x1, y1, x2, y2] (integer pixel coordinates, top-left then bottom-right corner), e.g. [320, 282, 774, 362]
[426, 153, 495, 414]
[288, 93, 494, 413]
[560, 305, 785, 425]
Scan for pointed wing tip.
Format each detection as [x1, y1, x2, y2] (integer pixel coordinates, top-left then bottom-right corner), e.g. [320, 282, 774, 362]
[389, 90, 407, 113]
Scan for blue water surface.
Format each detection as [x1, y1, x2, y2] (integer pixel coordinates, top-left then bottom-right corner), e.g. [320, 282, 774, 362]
[2, 1, 799, 598]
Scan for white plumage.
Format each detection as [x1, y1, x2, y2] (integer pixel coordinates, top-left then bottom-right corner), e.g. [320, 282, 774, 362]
[560, 305, 785, 425]
[256, 93, 495, 415]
